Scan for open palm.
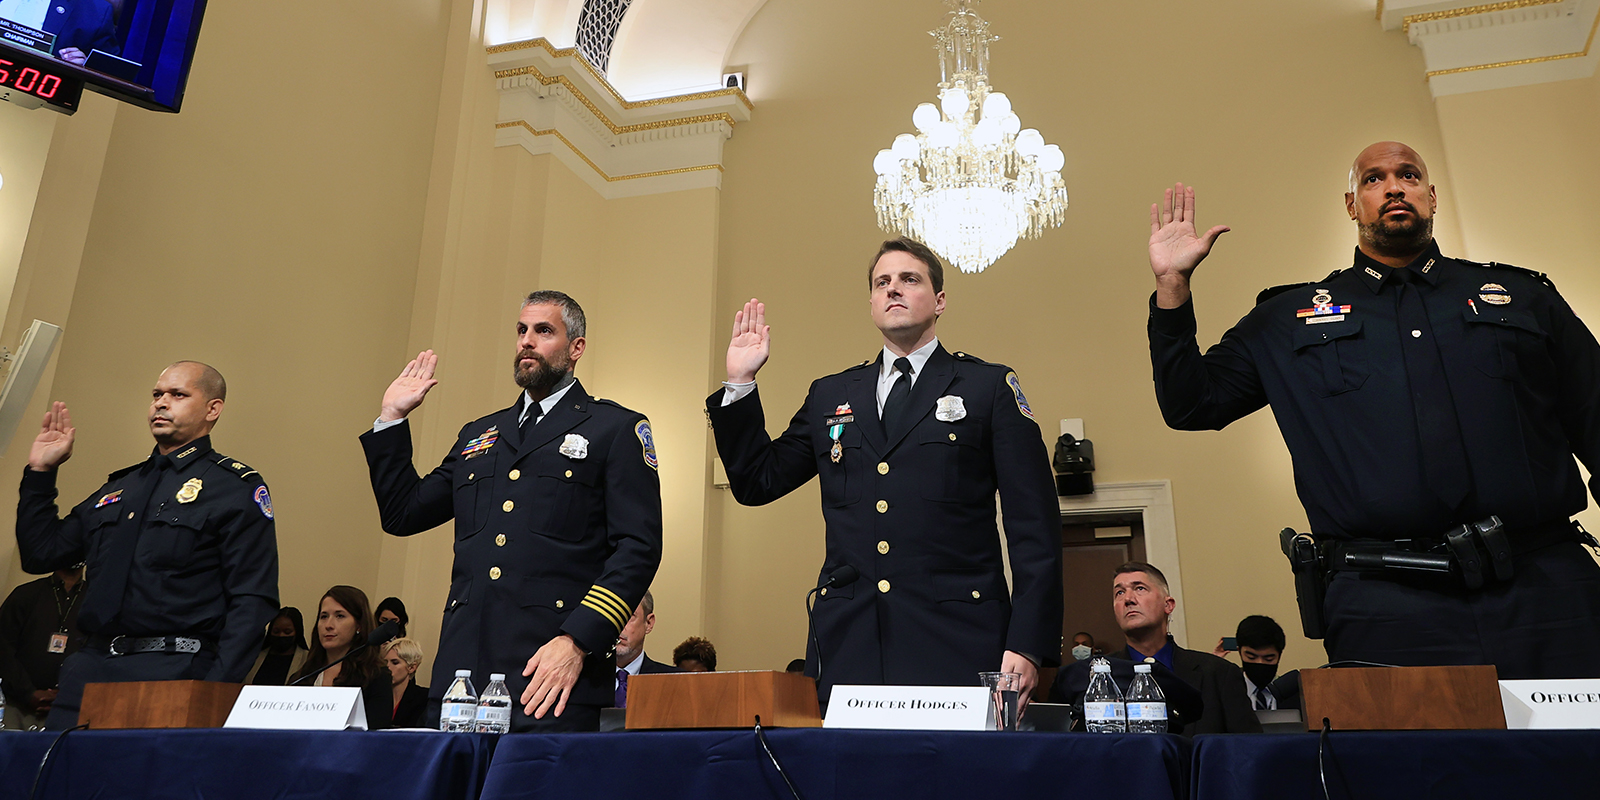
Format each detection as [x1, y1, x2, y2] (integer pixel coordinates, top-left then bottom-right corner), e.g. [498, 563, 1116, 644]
[28, 402, 75, 471]
[726, 298, 770, 383]
[1149, 182, 1230, 281]
[380, 350, 439, 422]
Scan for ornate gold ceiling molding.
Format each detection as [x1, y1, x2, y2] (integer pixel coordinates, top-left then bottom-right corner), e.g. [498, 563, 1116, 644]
[494, 121, 725, 182]
[494, 64, 738, 135]
[1426, 7, 1600, 76]
[1403, 0, 1561, 33]
[487, 37, 753, 112]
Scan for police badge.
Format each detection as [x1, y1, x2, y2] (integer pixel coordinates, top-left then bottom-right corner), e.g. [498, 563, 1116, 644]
[559, 433, 589, 459]
[936, 395, 966, 422]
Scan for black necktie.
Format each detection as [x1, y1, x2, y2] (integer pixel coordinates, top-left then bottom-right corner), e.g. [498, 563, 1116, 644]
[1396, 270, 1470, 511]
[1254, 685, 1272, 711]
[881, 357, 914, 436]
[521, 402, 540, 431]
[79, 458, 167, 632]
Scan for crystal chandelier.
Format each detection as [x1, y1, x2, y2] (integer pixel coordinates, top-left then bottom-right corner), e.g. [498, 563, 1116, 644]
[872, 0, 1068, 275]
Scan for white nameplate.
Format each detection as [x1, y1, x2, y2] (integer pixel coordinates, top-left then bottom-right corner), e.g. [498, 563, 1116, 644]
[823, 685, 992, 731]
[1500, 680, 1600, 730]
[225, 686, 369, 731]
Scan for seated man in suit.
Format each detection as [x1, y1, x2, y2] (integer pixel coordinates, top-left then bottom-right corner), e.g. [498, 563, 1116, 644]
[1222, 614, 1301, 711]
[611, 589, 678, 708]
[1110, 562, 1260, 734]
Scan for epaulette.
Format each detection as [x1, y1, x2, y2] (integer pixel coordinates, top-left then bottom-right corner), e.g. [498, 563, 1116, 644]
[843, 359, 876, 372]
[1460, 259, 1558, 292]
[215, 455, 261, 481]
[950, 350, 993, 365]
[107, 464, 140, 481]
[1255, 270, 1342, 306]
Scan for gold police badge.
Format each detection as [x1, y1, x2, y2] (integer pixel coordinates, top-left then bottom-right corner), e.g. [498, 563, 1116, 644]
[176, 478, 203, 504]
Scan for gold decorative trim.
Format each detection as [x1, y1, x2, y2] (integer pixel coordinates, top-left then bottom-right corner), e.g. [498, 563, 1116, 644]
[486, 37, 754, 112]
[1403, 0, 1560, 34]
[495, 121, 725, 182]
[496, 64, 737, 134]
[1376, 0, 1384, 21]
[1425, 7, 1600, 77]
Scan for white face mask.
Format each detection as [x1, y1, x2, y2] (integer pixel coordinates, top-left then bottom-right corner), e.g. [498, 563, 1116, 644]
[1071, 645, 1092, 661]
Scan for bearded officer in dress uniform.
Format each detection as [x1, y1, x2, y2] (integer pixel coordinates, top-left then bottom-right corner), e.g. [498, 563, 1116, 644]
[708, 237, 1064, 705]
[1146, 142, 1600, 678]
[16, 361, 279, 729]
[361, 290, 662, 731]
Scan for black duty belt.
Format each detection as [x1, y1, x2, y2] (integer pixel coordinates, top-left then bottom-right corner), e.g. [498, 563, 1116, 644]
[88, 635, 215, 657]
[1325, 517, 1591, 589]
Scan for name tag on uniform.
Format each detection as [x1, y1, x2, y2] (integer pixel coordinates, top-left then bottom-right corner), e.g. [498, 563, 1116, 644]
[824, 685, 991, 731]
[48, 633, 67, 653]
[225, 686, 368, 731]
[1501, 680, 1600, 729]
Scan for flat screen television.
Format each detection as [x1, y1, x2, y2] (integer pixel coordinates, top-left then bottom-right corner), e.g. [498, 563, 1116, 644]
[0, 0, 207, 114]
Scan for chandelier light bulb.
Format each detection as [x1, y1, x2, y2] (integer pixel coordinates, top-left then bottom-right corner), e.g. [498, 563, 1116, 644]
[940, 87, 970, 121]
[1040, 144, 1066, 174]
[998, 113, 1021, 136]
[1014, 129, 1045, 158]
[927, 120, 960, 149]
[912, 103, 941, 132]
[981, 91, 1011, 120]
[892, 133, 920, 161]
[973, 118, 1003, 147]
[873, 148, 898, 176]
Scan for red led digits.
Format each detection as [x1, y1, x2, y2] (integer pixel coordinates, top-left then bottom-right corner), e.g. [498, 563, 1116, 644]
[16, 67, 39, 92]
[38, 74, 59, 98]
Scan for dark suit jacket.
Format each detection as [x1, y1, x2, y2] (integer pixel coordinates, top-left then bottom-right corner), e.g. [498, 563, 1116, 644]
[638, 654, 680, 674]
[361, 380, 664, 726]
[708, 345, 1064, 701]
[41, 0, 120, 58]
[392, 681, 430, 728]
[1110, 639, 1262, 735]
[1268, 669, 1301, 711]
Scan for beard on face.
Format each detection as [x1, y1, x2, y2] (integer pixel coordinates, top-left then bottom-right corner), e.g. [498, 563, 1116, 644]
[1359, 203, 1434, 256]
[513, 348, 571, 394]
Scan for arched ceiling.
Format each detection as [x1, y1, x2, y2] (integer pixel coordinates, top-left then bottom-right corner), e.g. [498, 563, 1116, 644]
[485, 0, 770, 100]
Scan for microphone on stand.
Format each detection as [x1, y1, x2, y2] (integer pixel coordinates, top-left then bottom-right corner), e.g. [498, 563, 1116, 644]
[805, 564, 859, 693]
[290, 620, 401, 686]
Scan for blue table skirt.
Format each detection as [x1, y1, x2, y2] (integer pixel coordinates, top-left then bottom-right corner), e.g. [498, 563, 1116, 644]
[0, 729, 497, 800]
[1190, 730, 1600, 800]
[481, 728, 1191, 800]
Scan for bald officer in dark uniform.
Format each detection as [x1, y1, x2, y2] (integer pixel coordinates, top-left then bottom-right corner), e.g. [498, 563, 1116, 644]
[16, 362, 279, 728]
[362, 290, 662, 731]
[709, 238, 1064, 704]
[1146, 142, 1600, 678]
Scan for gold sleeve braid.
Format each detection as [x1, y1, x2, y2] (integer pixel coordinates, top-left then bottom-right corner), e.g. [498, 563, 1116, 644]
[580, 585, 632, 631]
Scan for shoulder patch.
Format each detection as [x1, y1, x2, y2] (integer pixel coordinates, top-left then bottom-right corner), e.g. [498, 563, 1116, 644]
[215, 455, 261, 481]
[634, 419, 658, 471]
[1463, 259, 1558, 292]
[1004, 371, 1035, 420]
[254, 485, 274, 519]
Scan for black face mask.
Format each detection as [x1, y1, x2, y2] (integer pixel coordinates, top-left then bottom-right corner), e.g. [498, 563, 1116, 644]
[1242, 661, 1279, 687]
[267, 635, 297, 654]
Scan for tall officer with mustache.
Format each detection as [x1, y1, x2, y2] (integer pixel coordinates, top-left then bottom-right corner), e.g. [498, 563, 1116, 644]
[709, 238, 1063, 707]
[362, 291, 662, 731]
[1147, 142, 1600, 678]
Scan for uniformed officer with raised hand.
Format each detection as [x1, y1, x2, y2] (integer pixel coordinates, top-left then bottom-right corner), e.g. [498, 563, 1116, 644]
[361, 290, 662, 731]
[16, 361, 279, 728]
[708, 237, 1064, 705]
[1146, 142, 1600, 678]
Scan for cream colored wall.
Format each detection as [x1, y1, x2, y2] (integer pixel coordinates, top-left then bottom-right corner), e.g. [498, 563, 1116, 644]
[711, 0, 1471, 675]
[0, 106, 56, 319]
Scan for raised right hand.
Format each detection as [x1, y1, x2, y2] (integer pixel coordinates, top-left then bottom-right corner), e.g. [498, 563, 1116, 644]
[379, 350, 439, 422]
[725, 298, 770, 384]
[28, 402, 75, 472]
[1149, 183, 1230, 308]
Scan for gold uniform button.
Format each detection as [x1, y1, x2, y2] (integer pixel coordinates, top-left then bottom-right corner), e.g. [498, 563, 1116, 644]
[820, 587, 828, 596]
[948, 433, 957, 441]
[877, 579, 891, 593]
[971, 590, 981, 599]
[128, 512, 135, 519]
[878, 462, 889, 475]
[877, 540, 890, 554]
[489, 567, 502, 580]
[565, 470, 573, 478]
[875, 500, 888, 513]
[555, 599, 564, 609]
[495, 534, 507, 547]
[509, 469, 521, 481]
[467, 473, 474, 481]
[503, 500, 514, 512]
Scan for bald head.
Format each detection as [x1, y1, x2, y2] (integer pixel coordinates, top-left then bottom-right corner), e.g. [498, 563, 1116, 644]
[1348, 141, 1429, 193]
[167, 361, 227, 401]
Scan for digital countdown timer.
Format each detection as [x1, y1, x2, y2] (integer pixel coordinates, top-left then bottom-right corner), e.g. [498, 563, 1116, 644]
[0, 46, 85, 114]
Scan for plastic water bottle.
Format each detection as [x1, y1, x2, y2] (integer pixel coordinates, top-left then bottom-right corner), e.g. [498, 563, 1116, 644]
[474, 673, 511, 734]
[1083, 658, 1126, 733]
[1126, 663, 1169, 734]
[439, 669, 478, 732]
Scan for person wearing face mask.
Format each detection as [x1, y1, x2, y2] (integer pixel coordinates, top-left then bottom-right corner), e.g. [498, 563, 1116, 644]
[244, 607, 310, 686]
[1068, 631, 1095, 662]
[1215, 615, 1301, 712]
